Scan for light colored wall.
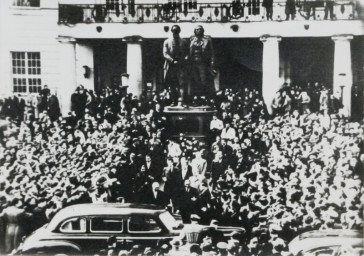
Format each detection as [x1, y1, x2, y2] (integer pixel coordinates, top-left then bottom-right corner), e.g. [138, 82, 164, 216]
[76, 42, 95, 91]
[0, 0, 60, 98]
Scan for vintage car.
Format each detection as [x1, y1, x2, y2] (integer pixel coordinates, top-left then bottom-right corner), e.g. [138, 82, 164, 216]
[16, 203, 243, 255]
[288, 229, 363, 256]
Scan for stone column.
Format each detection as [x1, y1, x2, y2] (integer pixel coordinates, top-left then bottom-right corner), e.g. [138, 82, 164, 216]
[332, 35, 353, 118]
[57, 37, 77, 115]
[260, 35, 282, 115]
[123, 36, 143, 98]
[76, 42, 94, 92]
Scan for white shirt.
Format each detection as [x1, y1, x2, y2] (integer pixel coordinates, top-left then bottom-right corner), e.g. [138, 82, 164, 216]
[221, 127, 236, 140]
[191, 158, 207, 176]
[210, 118, 224, 130]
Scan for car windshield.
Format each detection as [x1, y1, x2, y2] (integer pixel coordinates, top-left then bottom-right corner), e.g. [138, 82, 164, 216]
[159, 211, 179, 230]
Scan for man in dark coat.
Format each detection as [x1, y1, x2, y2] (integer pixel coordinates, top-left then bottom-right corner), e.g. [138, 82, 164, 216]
[197, 182, 212, 224]
[179, 179, 199, 223]
[180, 157, 193, 181]
[324, 0, 334, 19]
[210, 151, 227, 182]
[233, 150, 249, 175]
[0, 198, 32, 253]
[9, 95, 25, 122]
[163, 158, 183, 210]
[145, 154, 162, 182]
[189, 25, 215, 98]
[285, 0, 296, 20]
[163, 25, 189, 105]
[116, 153, 138, 201]
[48, 94, 60, 122]
[133, 165, 154, 202]
[142, 182, 169, 207]
[263, 0, 273, 20]
[40, 85, 50, 98]
[71, 87, 87, 119]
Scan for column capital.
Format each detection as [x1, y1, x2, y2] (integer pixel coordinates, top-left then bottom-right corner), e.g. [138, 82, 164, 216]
[57, 36, 76, 44]
[123, 36, 143, 44]
[260, 35, 282, 43]
[332, 34, 354, 42]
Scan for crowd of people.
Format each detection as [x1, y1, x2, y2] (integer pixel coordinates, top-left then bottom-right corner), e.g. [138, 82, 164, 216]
[1, 85, 60, 126]
[0, 82, 363, 255]
[262, 0, 338, 21]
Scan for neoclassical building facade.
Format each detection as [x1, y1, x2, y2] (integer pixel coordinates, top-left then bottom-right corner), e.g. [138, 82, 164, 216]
[0, 0, 363, 117]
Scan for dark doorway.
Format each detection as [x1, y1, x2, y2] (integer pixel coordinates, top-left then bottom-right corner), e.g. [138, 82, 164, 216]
[214, 38, 263, 92]
[93, 40, 127, 93]
[280, 37, 334, 88]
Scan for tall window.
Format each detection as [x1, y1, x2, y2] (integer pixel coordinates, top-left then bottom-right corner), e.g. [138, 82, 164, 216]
[12, 52, 42, 94]
[12, 0, 40, 7]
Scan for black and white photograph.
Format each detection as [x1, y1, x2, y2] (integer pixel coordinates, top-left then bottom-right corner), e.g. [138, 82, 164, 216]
[0, 0, 363, 255]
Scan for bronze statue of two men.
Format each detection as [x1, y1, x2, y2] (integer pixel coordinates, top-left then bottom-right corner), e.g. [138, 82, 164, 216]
[163, 25, 215, 106]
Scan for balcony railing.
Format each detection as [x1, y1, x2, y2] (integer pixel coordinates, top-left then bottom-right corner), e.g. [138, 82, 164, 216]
[58, 1, 357, 24]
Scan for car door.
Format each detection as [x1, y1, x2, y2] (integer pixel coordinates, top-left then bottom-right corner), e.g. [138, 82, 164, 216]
[56, 216, 88, 252]
[125, 214, 172, 247]
[87, 216, 124, 253]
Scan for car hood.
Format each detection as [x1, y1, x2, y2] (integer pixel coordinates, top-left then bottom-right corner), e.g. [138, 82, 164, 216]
[18, 226, 49, 252]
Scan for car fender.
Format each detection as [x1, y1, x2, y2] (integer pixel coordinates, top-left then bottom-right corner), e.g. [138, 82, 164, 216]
[21, 240, 82, 254]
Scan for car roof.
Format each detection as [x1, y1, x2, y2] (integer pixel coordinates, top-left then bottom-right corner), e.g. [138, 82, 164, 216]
[289, 229, 363, 255]
[48, 203, 166, 231]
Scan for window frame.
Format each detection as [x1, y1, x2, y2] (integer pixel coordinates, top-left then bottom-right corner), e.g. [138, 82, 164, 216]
[305, 246, 340, 256]
[127, 215, 162, 234]
[59, 217, 87, 234]
[11, 51, 42, 94]
[90, 217, 124, 234]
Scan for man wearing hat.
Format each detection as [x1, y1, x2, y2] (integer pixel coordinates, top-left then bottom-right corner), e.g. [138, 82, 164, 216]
[90, 176, 113, 203]
[71, 86, 87, 119]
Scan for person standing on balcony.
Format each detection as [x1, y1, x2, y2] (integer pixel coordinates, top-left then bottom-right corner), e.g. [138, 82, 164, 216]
[306, 0, 317, 19]
[263, 0, 274, 20]
[324, 0, 334, 19]
[285, 0, 296, 20]
[163, 25, 189, 106]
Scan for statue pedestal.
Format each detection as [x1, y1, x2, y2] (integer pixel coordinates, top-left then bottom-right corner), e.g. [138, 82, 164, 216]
[164, 106, 216, 138]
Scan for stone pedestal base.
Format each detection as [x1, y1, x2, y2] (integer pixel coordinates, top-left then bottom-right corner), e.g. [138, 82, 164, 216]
[164, 106, 216, 138]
